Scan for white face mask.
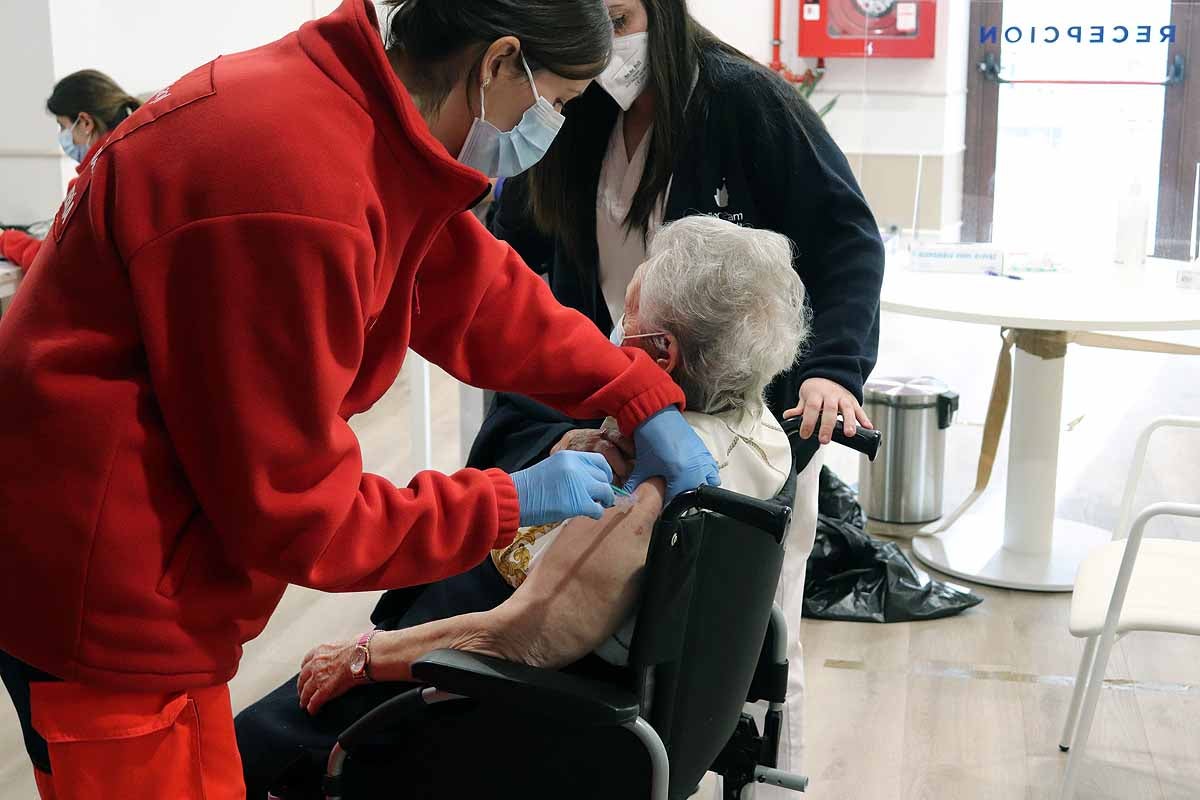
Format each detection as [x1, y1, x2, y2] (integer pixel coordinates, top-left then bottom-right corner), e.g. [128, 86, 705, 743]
[457, 54, 566, 179]
[597, 32, 650, 111]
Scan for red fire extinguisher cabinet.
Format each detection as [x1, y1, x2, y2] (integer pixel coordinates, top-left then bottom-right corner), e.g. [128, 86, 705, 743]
[798, 0, 937, 59]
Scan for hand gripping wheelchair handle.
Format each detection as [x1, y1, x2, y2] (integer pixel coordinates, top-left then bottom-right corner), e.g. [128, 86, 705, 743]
[782, 415, 882, 461]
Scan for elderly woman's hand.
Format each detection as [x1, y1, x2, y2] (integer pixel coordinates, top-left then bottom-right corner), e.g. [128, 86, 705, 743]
[551, 428, 636, 486]
[297, 639, 357, 716]
[786, 377, 874, 445]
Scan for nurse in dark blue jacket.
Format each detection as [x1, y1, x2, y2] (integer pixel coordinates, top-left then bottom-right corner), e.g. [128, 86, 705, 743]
[471, 0, 883, 474]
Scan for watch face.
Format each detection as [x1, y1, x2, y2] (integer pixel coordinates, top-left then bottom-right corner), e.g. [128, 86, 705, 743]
[350, 648, 367, 675]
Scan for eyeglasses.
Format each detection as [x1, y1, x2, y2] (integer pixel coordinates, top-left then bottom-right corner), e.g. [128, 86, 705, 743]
[614, 314, 667, 344]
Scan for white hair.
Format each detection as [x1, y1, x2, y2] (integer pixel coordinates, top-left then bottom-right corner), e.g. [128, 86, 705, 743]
[638, 216, 809, 415]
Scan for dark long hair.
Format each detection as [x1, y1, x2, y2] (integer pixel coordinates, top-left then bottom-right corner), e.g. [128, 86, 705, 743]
[382, 0, 612, 113]
[526, 0, 747, 266]
[47, 70, 141, 133]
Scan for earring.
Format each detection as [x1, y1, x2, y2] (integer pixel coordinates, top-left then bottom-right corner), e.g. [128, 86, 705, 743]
[482, 77, 492, 89]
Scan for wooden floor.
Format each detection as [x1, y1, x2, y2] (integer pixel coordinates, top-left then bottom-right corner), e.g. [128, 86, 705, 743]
[2, 312, 1198, 799]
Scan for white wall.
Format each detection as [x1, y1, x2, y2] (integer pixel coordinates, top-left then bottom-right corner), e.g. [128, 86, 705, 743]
[809, 0, 972, 157]
[689, 0, 774, 64]
[0, 0, 63, 224]
[1, 0, 363, 227]
[687, 0, 970, 157]
[46, 0, 348, 98]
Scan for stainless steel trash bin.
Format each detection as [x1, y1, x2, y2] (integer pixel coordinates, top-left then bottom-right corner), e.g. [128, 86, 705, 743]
[858, 377, 959, 524]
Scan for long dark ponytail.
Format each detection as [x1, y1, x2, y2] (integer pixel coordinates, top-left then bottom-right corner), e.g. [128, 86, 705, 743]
[47, 70, 141, 133]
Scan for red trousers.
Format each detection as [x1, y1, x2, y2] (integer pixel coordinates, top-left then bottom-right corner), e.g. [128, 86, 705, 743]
[29, 681, 246, 799]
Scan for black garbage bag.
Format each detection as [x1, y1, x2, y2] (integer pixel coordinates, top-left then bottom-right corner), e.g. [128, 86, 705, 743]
[803, 467, 983, 623]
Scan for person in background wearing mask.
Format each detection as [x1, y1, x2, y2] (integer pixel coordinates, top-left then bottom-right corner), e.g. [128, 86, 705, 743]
[470, 0, 886, 792]
[0, 70, 140, 271]
[0, 1, 719, 797]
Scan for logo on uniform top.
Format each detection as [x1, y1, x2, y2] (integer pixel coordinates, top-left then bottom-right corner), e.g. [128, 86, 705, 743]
[713, 180, 743, 222]
[714, 180, 729, 209]
[147, 87, 172, 105]
[60, 186, 78, 225]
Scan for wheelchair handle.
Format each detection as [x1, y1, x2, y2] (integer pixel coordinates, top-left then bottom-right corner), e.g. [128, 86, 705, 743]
[783, 415, 881, 461]
[661, 485, 792, 543]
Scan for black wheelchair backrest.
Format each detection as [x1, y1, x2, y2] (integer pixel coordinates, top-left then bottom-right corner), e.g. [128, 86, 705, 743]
[624, 414, 880, 798]
[627, 470, 796, 799]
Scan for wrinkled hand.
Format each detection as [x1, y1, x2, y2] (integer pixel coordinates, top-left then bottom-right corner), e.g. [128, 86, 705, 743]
[297, 640, 357, 716]
[626, 407, 720, 502]
[512, 450, 615, 526]
[551, 428, 636, 486]
[785, 377, 874, 445]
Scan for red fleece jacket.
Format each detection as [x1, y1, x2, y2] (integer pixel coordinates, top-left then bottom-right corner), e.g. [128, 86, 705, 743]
[0, 135, 112, 272]
[0, 0, 683, 691]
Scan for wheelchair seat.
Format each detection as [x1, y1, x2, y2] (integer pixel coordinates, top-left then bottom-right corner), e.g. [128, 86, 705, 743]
[325, 417, 879, 800]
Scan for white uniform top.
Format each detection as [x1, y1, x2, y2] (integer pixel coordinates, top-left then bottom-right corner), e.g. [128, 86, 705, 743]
[595, 112, 666, 326]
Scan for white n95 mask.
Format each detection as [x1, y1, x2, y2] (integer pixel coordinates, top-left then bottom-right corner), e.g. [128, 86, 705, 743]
[597, 32, 650, 111]
[458, 54, 566, 179]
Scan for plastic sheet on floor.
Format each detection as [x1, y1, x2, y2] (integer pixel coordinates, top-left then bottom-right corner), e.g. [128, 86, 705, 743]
[804, 467, 983, 623]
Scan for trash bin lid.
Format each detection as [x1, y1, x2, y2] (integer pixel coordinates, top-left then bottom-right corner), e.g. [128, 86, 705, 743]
[864, 376, 953, 409]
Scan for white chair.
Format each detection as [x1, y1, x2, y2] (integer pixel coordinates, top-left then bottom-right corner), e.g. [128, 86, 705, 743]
[1058, 416, 1200, 800]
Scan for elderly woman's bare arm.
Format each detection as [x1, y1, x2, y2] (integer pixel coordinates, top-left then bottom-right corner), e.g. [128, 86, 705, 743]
[366, 479, 666, 683]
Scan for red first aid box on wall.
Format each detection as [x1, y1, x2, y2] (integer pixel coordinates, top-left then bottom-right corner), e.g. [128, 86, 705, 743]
[798, 0, 937, 59]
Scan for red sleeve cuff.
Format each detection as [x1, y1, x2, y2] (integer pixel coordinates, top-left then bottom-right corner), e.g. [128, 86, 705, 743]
[614, 380, 686, 437]
[485, 468, 521, 548]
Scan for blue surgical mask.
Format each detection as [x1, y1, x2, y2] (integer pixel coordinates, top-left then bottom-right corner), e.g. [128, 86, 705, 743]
[58, 118, 88, 163]
[457, 54, 565, 179]
[609, 320, 624, 346]
[610, 314, 667, 347]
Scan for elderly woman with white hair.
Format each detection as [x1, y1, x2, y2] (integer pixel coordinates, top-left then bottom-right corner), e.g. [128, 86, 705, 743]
[235, 216, 814, 799]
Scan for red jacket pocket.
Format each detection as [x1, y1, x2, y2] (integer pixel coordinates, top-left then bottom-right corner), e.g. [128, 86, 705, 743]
[30, 682, 189, 743]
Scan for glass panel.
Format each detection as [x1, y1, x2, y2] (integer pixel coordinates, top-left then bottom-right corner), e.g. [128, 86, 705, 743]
[992, 0, 1173, 266]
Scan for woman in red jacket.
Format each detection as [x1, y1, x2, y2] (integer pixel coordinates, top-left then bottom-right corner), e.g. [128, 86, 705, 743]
[0, 1, 718, 797]
[0, 70, 140, 271]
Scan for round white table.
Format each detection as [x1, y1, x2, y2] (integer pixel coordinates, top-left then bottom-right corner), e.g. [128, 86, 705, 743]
[883, 261, 1200, 592]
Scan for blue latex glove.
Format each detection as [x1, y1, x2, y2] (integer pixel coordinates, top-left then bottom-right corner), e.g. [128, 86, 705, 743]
[512, 451, 616, 527]
[626, 407, 721, 502]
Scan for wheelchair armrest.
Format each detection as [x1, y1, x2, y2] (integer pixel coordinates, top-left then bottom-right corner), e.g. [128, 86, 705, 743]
[410, 650, 640, 728]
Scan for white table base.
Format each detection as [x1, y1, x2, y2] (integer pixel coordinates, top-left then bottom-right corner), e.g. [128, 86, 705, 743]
[912, 515, 1110, 592]
[912, 338, 1109, 592]
[407, 353, 433, 471]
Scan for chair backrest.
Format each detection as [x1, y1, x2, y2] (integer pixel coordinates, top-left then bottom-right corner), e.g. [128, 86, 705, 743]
[628, 470, 797, 799]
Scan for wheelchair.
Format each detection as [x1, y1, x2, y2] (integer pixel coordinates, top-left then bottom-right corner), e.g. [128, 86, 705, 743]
[324, 417, 880, 800]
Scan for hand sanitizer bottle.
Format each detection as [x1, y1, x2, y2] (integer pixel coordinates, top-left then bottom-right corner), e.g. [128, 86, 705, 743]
[1115, 178, 1149, 274]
